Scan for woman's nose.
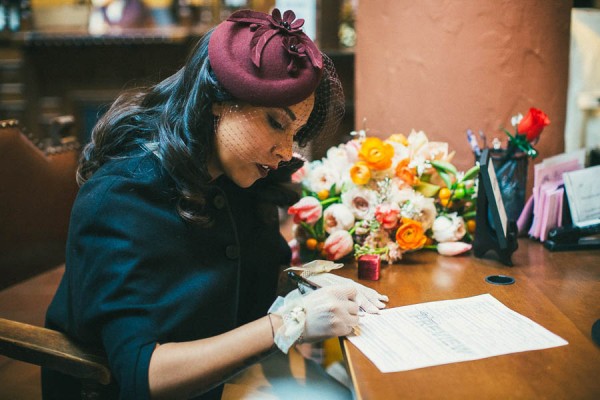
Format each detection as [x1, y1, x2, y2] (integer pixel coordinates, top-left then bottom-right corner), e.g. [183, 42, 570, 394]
[273, 136, 293, 161]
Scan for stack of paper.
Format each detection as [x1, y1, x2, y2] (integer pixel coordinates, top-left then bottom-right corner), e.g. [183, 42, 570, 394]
[347, 294, 568, 373]
[563, 165, 600, 227]
[517, 150, 585, 241]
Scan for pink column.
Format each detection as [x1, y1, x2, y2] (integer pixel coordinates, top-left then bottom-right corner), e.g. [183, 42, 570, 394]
[355, 0, 571, 178]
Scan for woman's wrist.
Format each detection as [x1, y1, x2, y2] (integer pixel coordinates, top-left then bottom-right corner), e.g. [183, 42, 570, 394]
[267, 313, 283, 341]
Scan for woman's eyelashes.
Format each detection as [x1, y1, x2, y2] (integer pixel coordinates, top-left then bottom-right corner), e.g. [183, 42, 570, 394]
[267, 114, 285, 131]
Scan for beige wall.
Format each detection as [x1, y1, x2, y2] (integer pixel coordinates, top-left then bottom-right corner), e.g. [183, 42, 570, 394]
[354, 0, 572, 175]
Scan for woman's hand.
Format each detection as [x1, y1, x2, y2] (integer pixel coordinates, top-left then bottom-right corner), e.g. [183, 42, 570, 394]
[307, 273, 389, 314]
[302, 285, 360, 341]
[269, 285, 359, 352]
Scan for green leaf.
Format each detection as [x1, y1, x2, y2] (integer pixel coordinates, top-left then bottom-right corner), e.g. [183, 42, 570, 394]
[329, 183, 337, 195]
[314, 217, 325, 240]
[461, 165, 480, 182]
[321, 197, 341, 207]
[300, 221, 317, 238]
[415, 181, 440, 197]
[431, 160, 458, 176]
[503, 128, 515, 140]
[438, 170, 452, 188]
[462, 210, 477, 219]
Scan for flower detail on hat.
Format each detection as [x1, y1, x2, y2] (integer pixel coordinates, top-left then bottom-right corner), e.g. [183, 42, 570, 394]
[283, 36, 307, 73]
[227, 8, 323, 73]
[269, 9, 304, 33]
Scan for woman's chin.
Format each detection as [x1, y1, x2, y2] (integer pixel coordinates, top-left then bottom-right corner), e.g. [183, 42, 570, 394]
[229, 173, 259, 188]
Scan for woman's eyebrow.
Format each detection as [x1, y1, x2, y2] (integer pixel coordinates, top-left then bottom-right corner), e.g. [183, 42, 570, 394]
[282, 107, 297, 121]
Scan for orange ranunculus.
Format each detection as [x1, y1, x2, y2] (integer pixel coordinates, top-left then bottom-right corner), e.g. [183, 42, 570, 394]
[359, 137, 394, 170]
[517, 108, 550, 143]
[395, 218, 427, 251]
[350, 161, 371, 185]
[395, 158, 419, 186]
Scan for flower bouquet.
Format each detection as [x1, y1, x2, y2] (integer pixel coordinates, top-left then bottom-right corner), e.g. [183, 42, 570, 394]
[287, 129, 480, 264]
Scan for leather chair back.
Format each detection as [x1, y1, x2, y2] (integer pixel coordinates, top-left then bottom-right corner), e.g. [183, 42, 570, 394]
[0, 119, 80, 288]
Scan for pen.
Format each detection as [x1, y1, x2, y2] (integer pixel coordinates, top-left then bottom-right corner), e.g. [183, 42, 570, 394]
[287, 271, 321, 291]
[287, 271, 367, 314]
[479, 130, 487, 149]
[466, 129, 481, 157]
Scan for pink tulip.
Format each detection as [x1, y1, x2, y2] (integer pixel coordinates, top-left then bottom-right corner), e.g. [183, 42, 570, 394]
[288, 239, 302, 266]
[291, 164, 307, 183]
[288, 196, 322, 225]
[437, 242, 472, 256]
[323, 230, 354, 260]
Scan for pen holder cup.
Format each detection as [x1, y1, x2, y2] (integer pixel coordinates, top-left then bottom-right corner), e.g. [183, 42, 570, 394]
[476, 150, 528, 222]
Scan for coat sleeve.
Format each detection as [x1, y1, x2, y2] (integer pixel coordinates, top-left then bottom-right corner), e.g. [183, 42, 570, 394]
[66, 163, 218, 399]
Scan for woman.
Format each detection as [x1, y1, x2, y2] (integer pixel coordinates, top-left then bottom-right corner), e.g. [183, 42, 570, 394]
[43, 9, 387, 399]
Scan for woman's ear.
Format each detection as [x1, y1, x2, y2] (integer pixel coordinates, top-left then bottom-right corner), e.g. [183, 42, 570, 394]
[212, 103, 224, 116]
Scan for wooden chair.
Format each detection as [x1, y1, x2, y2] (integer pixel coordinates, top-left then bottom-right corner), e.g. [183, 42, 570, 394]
[0, 119, 113, 398]
[0, 119, 80, 289]
[0, 317, 112, 398]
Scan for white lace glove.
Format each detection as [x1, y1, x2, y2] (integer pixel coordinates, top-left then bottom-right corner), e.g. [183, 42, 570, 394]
[269, 285, 359, 353]
[306, 273, 389, 314]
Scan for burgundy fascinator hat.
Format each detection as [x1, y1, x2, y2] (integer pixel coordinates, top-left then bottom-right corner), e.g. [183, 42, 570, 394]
[208, 8, 324, 107]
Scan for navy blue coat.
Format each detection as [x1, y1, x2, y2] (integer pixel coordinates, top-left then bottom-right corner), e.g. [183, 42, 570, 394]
[43, 151, 291, 399]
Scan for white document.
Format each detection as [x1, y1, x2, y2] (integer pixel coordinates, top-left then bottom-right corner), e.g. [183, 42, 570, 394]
[347, 294, 568, 373]
[563, 165, 600, 227]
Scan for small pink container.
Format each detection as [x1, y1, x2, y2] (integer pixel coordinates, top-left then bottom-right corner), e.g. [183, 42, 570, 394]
[358, 254, 381, 281]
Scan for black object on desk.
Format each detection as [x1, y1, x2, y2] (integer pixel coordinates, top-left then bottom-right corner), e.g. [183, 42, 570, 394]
[473, 149, 519, 266]
[544, 223, 600, 251]
[592, 319, 600, 347]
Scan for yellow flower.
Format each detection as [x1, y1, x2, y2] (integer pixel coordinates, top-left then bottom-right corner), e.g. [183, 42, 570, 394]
[387, 133, 408, 146]
[317, 189, 330, 200]
[350, 161, 371, 185]
[395, 218, 427, 251]
[359, 137, 394, 170]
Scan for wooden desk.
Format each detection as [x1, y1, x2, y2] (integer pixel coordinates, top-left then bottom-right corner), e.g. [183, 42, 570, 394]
[337, 240, 600, 399]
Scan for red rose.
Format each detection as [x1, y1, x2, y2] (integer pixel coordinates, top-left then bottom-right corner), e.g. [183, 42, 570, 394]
[517, 108, 550, 142]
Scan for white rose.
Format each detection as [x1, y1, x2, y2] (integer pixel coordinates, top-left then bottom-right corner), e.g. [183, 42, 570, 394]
[304, 162, 340, 194]
[323, 204, 355, 234]
[341, 186, 378, 220]
[344, 139, 360, 163]
[323, 145, 351, 175]
[411, 195, 437, 231]
[431, 213, 466, 243]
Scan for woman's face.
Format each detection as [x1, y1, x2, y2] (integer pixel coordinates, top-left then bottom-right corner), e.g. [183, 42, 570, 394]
[211, 94, 315, 188]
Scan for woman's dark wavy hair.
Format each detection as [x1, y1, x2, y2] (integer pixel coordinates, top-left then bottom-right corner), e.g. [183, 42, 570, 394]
[77, 29, 340, 225]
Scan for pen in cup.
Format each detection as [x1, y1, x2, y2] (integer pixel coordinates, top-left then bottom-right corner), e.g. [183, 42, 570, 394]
[466, 129, 481, 157]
